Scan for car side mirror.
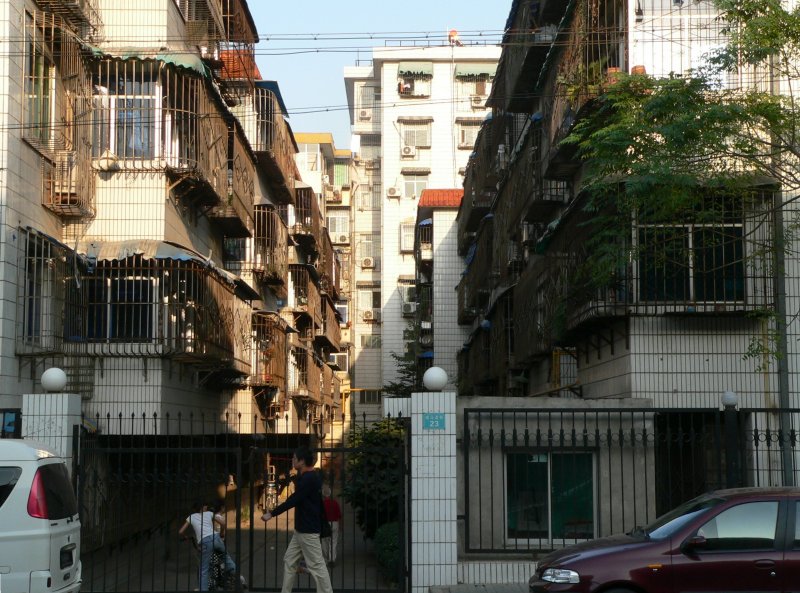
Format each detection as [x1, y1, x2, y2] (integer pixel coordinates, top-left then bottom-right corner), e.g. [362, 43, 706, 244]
[682, 535, 707, 553]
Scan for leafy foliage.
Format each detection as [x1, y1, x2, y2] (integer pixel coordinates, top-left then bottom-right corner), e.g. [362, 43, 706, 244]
[342, 418, 406, 539]
[373, 522, 402, 584]
[381, 321, 420, 399]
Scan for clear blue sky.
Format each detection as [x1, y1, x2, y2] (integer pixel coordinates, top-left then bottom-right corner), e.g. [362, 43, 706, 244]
[248, 1, 511, 149]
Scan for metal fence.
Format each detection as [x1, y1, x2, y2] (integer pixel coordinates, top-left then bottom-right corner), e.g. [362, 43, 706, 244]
[462, 406, 800, 555]
[48, 413, 409, 593]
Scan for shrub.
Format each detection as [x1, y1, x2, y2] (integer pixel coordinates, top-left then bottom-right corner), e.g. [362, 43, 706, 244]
[373, 522, 402, 584]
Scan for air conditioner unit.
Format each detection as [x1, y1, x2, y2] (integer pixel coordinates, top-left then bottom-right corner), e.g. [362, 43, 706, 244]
[337, 233, 349, 244]
[470, 94, 485, 107]
[419, 333, 433, 346]
[362, 309, 377, 321]
[322, 174, 330, 184]
[401, 145, 417, 158]
[386, 186, 400, 198]
[402, 302, 417, 316]
[359, 109, 372, 121]
[361, 256, 375, 269]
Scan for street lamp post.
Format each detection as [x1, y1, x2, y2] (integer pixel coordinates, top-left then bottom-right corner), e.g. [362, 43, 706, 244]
[722, 391, 741, 488]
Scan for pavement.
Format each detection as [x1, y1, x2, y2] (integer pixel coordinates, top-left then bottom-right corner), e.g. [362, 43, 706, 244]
[430, 585, 528, 593]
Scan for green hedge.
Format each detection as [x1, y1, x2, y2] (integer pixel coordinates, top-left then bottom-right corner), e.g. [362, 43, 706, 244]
[373, 522, 401, 584]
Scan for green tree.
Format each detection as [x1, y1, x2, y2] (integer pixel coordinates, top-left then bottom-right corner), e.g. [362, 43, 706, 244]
[381, 321, 420, 399]
[342, 417, 406, 539]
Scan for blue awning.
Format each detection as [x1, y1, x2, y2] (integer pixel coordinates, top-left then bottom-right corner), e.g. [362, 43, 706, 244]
[419, 351, 434, 359]
[419, 218, 433, 226]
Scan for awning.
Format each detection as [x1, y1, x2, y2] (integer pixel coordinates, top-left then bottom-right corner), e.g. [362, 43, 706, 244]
[418, 218, 433, 226]
[397, 115, 434, 124]
[419, 351, 434, 359]
[398, 61, 433, 76]
[87, 46, 210, 77]
[401, 167, 431, 176]
[77, 240, 259, 300]
[454, 63, 497, 78]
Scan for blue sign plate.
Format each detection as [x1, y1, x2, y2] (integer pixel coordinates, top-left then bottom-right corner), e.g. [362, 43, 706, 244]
[422, 412, 445, 430]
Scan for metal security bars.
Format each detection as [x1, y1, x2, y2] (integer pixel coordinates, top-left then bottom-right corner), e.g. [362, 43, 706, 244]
[463, 406, 800, 555]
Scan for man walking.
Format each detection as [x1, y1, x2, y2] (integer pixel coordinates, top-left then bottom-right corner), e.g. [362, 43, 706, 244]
[261, 447, 333, 593]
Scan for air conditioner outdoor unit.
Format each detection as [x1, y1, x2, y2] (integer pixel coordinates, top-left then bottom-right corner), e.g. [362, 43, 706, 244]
[361, 256, 375, 269]
[363, 309, 376, 321]
[470, 94, 485, 107]
[359, 109, 371, 121]
[386, 186, 400, 198]
[337, 233, 349, 244]
[401, 145, 416, 158]
[419, 333, 433, 346]
[402, 302, 418, 316]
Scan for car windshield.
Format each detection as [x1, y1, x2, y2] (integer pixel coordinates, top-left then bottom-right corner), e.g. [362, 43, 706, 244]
[644, 496, 724, 539]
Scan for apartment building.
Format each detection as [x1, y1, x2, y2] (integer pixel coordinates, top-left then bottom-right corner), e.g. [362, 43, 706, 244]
[0, 0, 340, 439]
[454, 0, 800, 549]
[344, 43, 500, 412]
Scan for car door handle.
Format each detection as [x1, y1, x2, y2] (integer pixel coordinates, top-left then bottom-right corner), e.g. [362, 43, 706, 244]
[754, 560, 776, 568]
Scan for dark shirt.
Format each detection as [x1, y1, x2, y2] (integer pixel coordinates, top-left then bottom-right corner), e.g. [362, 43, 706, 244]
[270, 470, 322, 534]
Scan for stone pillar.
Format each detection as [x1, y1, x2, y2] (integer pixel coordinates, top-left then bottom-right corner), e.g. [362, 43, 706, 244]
[22, 392, 81, 476]
[385, 390, 457, 593]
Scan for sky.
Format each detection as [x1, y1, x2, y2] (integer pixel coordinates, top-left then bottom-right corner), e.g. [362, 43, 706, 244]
[247, 0, 512, 149]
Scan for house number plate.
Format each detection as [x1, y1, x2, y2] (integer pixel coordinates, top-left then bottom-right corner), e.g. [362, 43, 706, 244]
[422, 412, 445, 430]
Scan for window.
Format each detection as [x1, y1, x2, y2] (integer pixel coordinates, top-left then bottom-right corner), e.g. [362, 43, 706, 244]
[86, 276, 156, 342]
[335, 302, 348, 325]
[697, 501, 778, 551]
[361, 334, 382, 348]
[326, 213, 350, 235]
[0, 467, 22, 510]
[358, 86, 380, 121]
[25, 13, 54, 148]
[506, 451, 595, 542]
[20, 232, 58, 346]
[358, 233, 381, 259]
[358, 389, 381, 404]
[457, 121, 482, 149]
[403, 175, 428, 199]
[637, 223, 745, 302]
[93, 66, 160, 160]
[401, 122, 431, 148]
[400, 222, 416, 252]
[358, 289, 381, 311]
[359, 185, 382, 210]
[397, 63, 432, 97]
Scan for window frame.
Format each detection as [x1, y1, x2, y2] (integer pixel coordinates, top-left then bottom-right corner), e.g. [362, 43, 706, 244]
[401, 122, 432, 149]
[635, 221, 746, 304]
[504, 450, 597, 545]
[402, 175, 428, 200]
[24, 13, 55, 149]
[400, 222, 416, 253]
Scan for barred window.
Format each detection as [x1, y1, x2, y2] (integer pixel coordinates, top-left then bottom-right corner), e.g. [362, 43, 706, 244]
[24, 12, 54, 148]
[400, 222, 416, 252]
[358, 234, 381, 259]
[457, 121, 482, 149]
[358, 389, 381, 404]
[360, 334, 382, 348]
[403, 175, 428, 200]
[401, 122, 431, 148]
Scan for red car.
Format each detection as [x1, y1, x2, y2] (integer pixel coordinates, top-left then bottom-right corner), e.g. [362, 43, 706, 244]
[529, 487, 800, 593]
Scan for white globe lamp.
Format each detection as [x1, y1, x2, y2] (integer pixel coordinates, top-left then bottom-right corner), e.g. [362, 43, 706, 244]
[721, 390, 738, 408]
[41, 367, 68, 393]
[422, 366, 448, 392]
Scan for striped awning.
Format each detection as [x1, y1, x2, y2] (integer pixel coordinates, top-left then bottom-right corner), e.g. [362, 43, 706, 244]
[454, 63, 497, 78]
[398, 61, 433, 76]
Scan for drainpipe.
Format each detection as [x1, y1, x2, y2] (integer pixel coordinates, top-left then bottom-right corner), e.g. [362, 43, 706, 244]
[769, 54, 794, 486]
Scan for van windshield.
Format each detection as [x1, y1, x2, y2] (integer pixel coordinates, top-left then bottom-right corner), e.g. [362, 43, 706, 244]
[0, 466, 21, 508]
[646, 496, 724, 539]
[38, 463, 78, 519]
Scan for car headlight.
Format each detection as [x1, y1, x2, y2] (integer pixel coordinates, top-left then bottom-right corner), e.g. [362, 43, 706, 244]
[541, 568, 581, 584]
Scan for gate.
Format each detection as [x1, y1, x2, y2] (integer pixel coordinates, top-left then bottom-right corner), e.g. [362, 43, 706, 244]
[76, 426, 409, 593]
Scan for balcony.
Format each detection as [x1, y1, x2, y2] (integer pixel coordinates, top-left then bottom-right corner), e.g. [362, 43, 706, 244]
[315, 300, 342, 351]
[92, 58, 228, 208]
[288, 347, 321, 403]
[43, 149, 95, 218]
[253, 206, 288, 289]
[208, 126, 255, 237]
[291, 187, 322, 248]
[417, 223, 433, 261]
[317, 232, 341, 300]
[251, 312, 287, 389]
[512, 258, 565, 365]
[290, 265, 322, 326]
[35, 0, 102, 39]
[459, 220, 495, 322]
[234, 83, 297, 205]
[70, 241, 255, 378]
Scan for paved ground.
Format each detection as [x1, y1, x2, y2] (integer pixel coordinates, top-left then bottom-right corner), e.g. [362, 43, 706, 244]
[430, 585, 528, 593]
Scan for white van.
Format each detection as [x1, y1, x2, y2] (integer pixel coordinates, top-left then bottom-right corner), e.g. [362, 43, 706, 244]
[0, 440, 81, 593]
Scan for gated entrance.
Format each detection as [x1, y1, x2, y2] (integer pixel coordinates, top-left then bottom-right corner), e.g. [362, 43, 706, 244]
[77, 434, 408, 593]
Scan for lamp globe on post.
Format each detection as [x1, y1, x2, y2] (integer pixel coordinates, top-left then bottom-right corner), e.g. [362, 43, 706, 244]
[422, 367, 448, 392]
[41, 367, 68, 393]
[722, 390, 738, 409]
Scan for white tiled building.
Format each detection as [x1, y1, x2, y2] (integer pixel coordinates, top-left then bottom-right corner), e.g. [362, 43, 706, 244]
[344, 44, 500, 413]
